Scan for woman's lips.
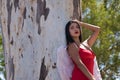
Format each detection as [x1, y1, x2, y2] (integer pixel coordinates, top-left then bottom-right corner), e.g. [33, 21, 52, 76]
[75, 31, 79, 34]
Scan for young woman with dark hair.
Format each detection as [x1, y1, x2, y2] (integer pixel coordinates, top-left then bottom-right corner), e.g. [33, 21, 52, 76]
[65, 19, 100, 80]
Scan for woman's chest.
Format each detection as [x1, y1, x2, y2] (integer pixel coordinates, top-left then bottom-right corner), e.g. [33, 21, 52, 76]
[79, 48, 95, 59]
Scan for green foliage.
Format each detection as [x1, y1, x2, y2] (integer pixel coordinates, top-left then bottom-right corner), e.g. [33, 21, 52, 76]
[82, 0, 120, 79]
[0, 34, 5, 80]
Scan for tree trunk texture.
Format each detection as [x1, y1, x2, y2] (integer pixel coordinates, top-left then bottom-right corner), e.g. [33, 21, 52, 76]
[0, 0, 2, 29]
[1, 0, 81, 80]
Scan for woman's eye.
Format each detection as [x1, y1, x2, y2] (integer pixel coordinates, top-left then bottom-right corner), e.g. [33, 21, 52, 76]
[70, 26, 74, 29]
[76, 26, 79, 28]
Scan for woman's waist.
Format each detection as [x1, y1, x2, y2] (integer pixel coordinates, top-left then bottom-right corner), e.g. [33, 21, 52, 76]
[73, 60, 94, 73]
[73, 64, 94, 74]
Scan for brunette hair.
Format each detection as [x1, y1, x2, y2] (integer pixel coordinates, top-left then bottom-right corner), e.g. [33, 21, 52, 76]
[65, 20, 82, 45]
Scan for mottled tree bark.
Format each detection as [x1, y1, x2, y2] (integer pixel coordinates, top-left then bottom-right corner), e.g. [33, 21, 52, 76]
[1, 0, 81, 80]
[0, 0, 2, 28]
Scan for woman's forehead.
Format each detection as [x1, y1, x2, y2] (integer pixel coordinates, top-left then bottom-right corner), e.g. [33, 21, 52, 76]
[70, 22, 79, 27]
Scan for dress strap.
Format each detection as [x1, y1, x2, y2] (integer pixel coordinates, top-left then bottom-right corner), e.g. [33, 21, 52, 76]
[73, 42, 92, 51]
[81, 43, 93, 52]
[73, 43, 79, 49]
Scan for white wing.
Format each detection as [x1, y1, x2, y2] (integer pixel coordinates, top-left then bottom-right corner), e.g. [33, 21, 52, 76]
[57, 45, 74, 80]
[94, 57, 102, 80]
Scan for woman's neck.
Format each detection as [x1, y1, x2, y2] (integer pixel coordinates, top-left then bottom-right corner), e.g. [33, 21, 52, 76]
[73, 37, 81, 46]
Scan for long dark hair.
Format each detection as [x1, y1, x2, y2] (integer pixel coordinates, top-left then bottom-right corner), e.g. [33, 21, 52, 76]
[65, 20, 82, 45]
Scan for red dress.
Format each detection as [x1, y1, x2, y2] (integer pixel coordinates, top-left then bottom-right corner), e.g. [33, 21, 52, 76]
[72, 48, 95, 80]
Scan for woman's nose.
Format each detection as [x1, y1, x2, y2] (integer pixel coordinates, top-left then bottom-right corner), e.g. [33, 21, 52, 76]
[75, 28, 79, 31]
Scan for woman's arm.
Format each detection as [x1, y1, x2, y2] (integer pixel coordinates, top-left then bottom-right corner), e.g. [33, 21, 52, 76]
[68, 43, 95, 80]
[73, 20, 100, 47]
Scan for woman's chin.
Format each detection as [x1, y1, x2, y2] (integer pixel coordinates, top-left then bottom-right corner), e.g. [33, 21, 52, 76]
[72, 36, 79, 38]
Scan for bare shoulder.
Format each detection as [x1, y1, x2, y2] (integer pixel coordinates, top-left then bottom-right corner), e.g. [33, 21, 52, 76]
[67, 43, 79, 54]
[82, 40, 91, 48]
[67, 43, 82, 66]
[68, 43, 78, 50]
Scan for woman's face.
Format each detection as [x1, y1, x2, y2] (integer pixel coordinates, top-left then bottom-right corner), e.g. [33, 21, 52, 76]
[69, 22, 80, 38]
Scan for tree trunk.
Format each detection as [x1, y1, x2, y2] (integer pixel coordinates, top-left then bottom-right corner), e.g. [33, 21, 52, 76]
[0, 0, 2, 30]
[0, 0, 1, 15]
[1, 0, 81, 80]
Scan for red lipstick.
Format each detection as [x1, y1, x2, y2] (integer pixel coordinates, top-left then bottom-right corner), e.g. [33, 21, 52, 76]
[75, 31, 79, 34]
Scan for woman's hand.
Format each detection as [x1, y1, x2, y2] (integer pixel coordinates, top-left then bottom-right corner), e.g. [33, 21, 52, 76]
[90, 76, 96, 80]
[72, 19, 100, 48]
[72, 19, 81, 23]
[71, 19, 83, 27]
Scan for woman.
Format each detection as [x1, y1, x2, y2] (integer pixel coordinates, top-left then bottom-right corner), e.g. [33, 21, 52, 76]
[65, 19, 100, 80]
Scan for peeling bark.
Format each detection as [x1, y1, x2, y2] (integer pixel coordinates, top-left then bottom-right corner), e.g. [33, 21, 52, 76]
[39, 57, 48, 80]
[73, 0, 82, 20]
[7, 0, 12, 38]
[10, 37, 14, 45]
[0, 0, 1, 16]
[1, 0, 81, 80]
[23, 7, 26, 19]
[9, 57, 14, 80]
[36, 0, 50, 35]
[28, 34, 33, 44]
[52, 63, 56, 69]
[14, 0, 19, 12]
[22, 7, 26, 28]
